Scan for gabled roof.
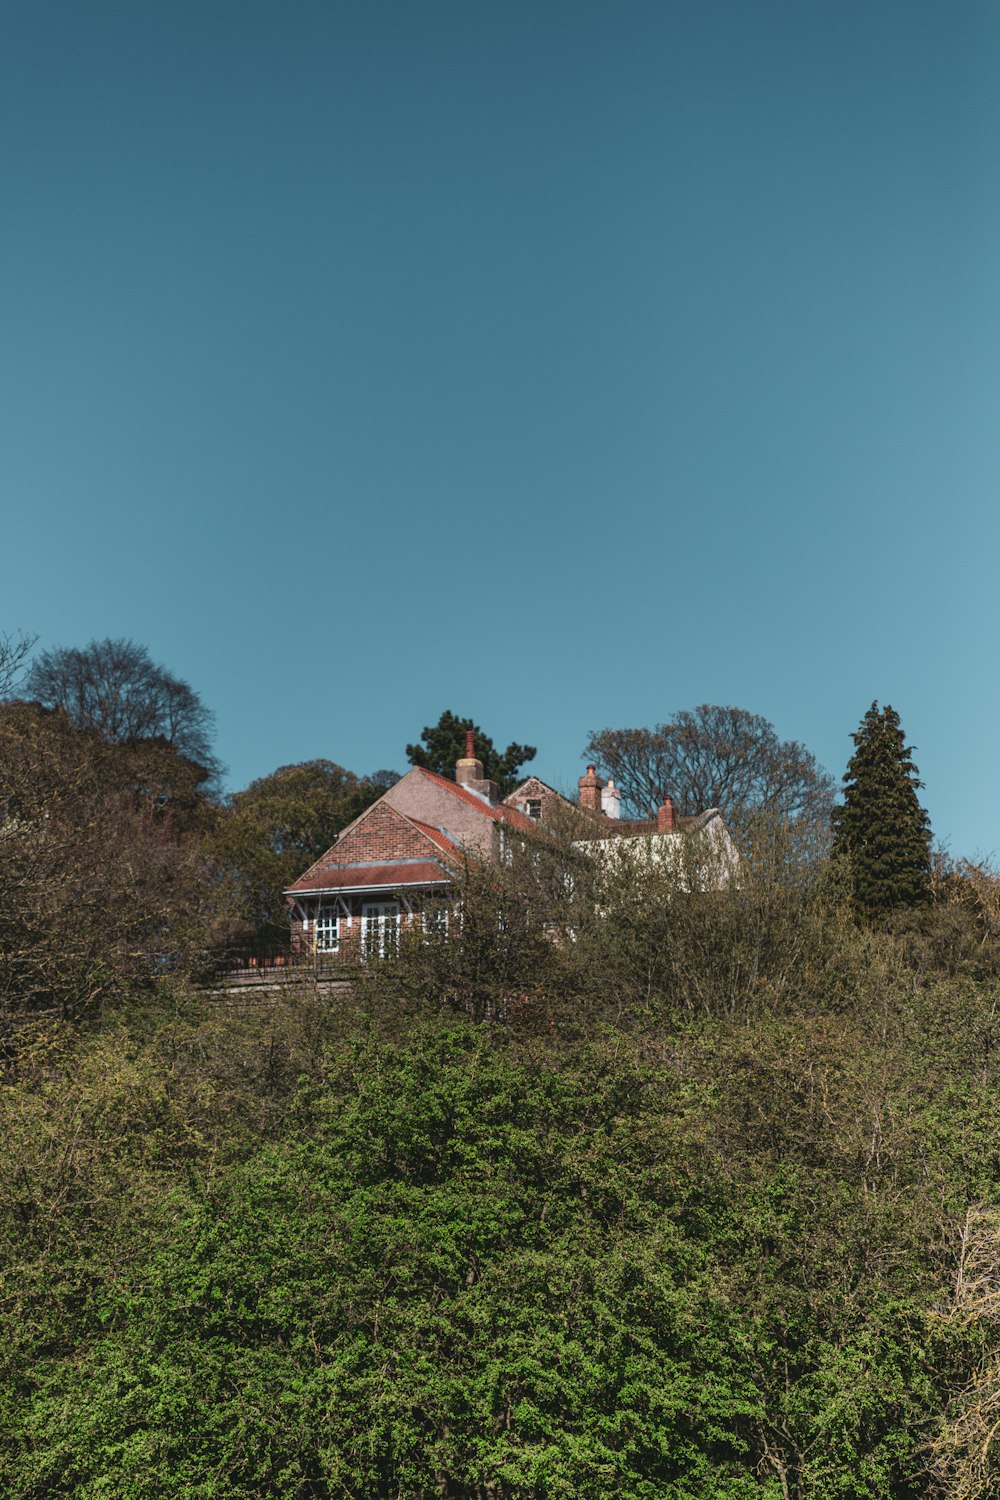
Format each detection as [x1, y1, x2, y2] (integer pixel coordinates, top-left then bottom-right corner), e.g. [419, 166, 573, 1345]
[504, 775, 565, 803]
[285, 800, 465, 897]
[410, 767, 540, 834]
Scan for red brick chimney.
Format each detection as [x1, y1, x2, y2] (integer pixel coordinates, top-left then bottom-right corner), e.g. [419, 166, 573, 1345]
[578, 765, 603, 813]
[455, 730, 498, 804]
[657, 795, 675, 833]
[456, 730, 485, 786]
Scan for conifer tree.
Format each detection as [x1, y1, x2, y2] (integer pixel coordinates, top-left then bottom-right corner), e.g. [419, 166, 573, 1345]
[406, 710, 535, 797]
[832, 702, 932, 914]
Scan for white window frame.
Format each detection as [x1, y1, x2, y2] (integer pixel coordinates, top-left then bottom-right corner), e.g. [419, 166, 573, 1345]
[315, 903, 340, 953]
[362, 900, 401, 958]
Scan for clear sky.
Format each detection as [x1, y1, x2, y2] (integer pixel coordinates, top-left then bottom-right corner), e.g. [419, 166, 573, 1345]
[3, 1, 998, 857]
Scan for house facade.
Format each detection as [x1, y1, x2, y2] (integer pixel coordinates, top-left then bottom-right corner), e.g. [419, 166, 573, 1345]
[286, 737, 737, 958]
[285, 734, 537, 958]
[506, 766, 739, 883]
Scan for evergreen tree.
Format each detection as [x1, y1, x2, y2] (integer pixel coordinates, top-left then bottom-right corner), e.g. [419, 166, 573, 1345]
[832, 701, 932, 914]
[406, 709, 536, 798]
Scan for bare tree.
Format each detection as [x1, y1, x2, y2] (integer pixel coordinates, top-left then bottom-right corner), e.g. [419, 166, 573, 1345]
[0, 631, 36, 699]
[0, 700, 227, 1026]
[585, 704, 835, 841]
[24, 638, 219, 778]
[930, 1205, 1000, 1499]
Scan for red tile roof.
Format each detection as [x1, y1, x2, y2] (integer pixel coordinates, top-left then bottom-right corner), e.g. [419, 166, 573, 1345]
[287, 860, 452, 895]
[285, 774, 545, 900]
[408, 819, 466, 860]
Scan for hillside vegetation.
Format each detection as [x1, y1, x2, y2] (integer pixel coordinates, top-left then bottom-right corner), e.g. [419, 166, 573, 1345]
[3, 829, 1000, 1499]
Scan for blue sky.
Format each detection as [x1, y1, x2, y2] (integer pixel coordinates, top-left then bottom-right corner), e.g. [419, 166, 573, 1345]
[3, 0, 998, 857]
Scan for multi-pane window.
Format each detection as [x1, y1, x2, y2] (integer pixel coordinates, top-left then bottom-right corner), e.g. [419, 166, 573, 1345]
[315, 904, 339, 953]
[362, 901, 400, 958]
[526, 799, 542, 820]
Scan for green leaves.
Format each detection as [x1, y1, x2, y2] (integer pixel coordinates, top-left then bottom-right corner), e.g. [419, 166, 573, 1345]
[833, 703, 932, 916]
[3, 1004, 992, 1498]
[406, 710, 536, 798]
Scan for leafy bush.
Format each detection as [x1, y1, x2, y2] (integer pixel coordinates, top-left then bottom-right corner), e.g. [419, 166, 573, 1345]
[1, 1002, 995, 1497]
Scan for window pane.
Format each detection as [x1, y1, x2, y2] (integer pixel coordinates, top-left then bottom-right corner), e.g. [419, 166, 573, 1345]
[316, 904, 339, 952]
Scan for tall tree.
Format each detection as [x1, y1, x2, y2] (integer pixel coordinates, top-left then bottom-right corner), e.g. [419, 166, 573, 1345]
[832, 701, 932, 914]
[585, 705, 835, 838]
[406, 710, 535, 798]
[25, 638, 219, 782]
[0, 701, 225, 1021]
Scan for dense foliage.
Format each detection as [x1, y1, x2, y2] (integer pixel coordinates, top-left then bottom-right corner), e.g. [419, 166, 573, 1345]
[0, 700, 225, 1026]
[4, 653, 1000, 1494]
[407, 710, 536, 798]
[2, 843, 1000, 1495]
[833, 702, 932, 915]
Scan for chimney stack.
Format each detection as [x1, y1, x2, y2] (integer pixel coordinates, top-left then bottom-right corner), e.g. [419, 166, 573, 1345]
[601, 777, 621, 819]
[657, 795, 675, 833]
[455, 730, 485, 786]
[578, 765, 604, 812]
[455, 729, 498, 804]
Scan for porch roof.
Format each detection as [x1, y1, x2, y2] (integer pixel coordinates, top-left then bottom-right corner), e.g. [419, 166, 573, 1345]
[286, 859, 453, 896]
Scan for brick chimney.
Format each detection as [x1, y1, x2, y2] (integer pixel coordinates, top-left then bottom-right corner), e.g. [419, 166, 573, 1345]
[455, 729, 484, 786]
[578, 765, 604, 813]
[456, 729, 498, 804]
[657, 794, 675, 833]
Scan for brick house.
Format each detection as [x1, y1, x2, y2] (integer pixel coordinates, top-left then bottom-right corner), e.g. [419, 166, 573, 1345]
[286, 736, 737, 958]
[286, 733, 537, 959]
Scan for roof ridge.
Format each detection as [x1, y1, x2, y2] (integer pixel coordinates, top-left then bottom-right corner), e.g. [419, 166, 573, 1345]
[316, 788, 396, 852]
[412, 769, 543, 835]
[503, 775, 565, 802]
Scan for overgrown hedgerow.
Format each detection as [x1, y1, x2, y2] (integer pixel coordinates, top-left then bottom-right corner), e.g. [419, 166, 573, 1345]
[1, 830, 1000, 1496]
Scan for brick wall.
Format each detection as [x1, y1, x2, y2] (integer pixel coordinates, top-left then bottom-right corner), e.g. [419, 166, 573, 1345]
[330, 800, 438, 866]
[385, 771, 496, 857]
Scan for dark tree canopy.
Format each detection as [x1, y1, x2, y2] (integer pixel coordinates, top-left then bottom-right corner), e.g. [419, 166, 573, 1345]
[832, 701, 932, 915]
[584, 705, 835, 838]
[406, 710, 536, 798]
[226, 760, 394, 860]
[24, 638, 219, 781]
